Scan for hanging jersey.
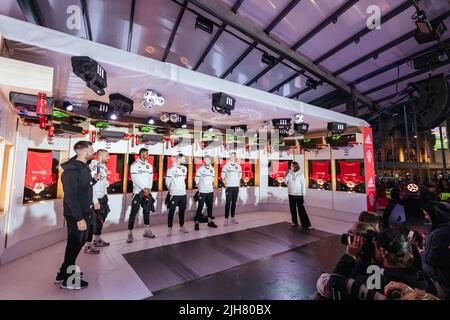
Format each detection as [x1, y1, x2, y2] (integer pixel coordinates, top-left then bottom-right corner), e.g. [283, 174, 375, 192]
[130, 159, 153, 194]
[195, 165, 215, 193]
[166, 164, 187, 196]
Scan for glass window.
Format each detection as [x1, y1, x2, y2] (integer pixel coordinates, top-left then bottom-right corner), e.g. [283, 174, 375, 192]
[127, 154, 159, 193]
[241, 159, 255, 187]
[335, 159, 365, 193]
[268, 160, 292, 187]
[23, 149, 60, 203]
[308, 160, 332, 190]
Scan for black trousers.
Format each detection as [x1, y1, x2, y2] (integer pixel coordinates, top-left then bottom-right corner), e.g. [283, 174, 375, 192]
[225, 187, 239, 218]
[94, 195, 110, 235]
[288, 195, 311, 228]
[59, 214, 90, 278]
[194, 192, 214, 222]
[168, 195, 187, 227]
[128, 192, 152, 230]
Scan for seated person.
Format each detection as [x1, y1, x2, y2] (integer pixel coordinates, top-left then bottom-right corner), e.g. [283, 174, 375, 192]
[316, 229, 441, 300]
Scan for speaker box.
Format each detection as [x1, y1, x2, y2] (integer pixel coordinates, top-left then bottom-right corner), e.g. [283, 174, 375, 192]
[54, 123, 84, 137]
[98, 130, 125, 142]
[141, 134, 163, 145]
[414, 73, 449, 129]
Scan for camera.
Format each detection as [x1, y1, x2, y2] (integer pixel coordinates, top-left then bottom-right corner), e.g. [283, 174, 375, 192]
[340, 230, 378, 245]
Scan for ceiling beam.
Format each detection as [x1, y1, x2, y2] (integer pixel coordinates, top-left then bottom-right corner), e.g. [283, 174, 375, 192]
[288, 87, 310, 99]
[333, 11, 450, 76]
[189, 0, 375, 107]
[315, 0, 413, 64]
[362, 58, 450, 96]
[162, 0, 188, 62]
[220, 0, 302, 79]
[251, 0, 358, 90]
[17, 0, 45, 26]
[126, 0, 136, 52]
[351, 38, 450, 86]
[80, 0, 93, 41]
[192, 0, 245, 71]
[269, 72, 301, 93]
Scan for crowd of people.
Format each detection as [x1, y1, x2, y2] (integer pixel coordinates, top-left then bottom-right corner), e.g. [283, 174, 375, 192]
[316, 178, 450, 300]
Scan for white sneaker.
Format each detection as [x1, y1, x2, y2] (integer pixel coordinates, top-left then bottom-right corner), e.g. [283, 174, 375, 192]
[231, 217, 238, 224]
[143, 229, 156, 238]
[179, 226, 189, 233]
[126, 232, 133, 243]
[223, 219, 229, 226]
[167, 227, 172, 236]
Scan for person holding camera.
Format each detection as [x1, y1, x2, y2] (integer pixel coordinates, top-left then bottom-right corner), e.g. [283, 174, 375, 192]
[127, 148, 156, 243]
[317, 228, 440, 300]
[284, 161, 312, 230]
[194, 155, 217, 231]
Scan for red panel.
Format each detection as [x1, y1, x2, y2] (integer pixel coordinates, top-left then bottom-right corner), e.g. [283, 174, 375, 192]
[25, 150, 57, 191]
[363, 127, 376, 211]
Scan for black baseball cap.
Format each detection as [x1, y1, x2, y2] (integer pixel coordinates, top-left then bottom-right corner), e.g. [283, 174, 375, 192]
[374, 229, 412, 258]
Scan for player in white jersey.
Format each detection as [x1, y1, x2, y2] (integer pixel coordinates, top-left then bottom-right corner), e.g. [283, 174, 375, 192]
[194, 155, 218, 230]
[165, 153, 189, 236]
[127, 148, 156, 243]
[221, 152, 242, 226]
[84, 149, 111, 254]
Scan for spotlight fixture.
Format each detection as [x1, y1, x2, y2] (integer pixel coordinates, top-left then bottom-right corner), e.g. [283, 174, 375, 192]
[170, 113, 180, 123]
[141, 89, 164, 108]
[355, 38, 360, 44]
[272, 118, 291, 128]
[332, 17, 338, 24]
[87, 100, 110, 118]
[109, 93, 133, 115]
[212, 92, 235, 116]
[261, 53, 276, 66]
[147, 118, 155, 125]
[294, 113, 304, 124]
[173, 115, 187, 128]
[294, 123, 309, 134]
[63, 101, 74, 112]
[327, 122, 347, 135]
[71, 56, 107, 96]
[160, 113, 170, 123]
[207, 125, 213, 132]
[195, 15, 214, 34]
[109, 112, 118, 121]
[231, 125, 247, 134]
[262, 120, 271, 129]
[306, 78, 319, 90]
[287, 127, 295, 136]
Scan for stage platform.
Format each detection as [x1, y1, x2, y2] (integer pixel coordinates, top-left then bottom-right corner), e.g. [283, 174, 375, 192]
[0, 208, 350, 300]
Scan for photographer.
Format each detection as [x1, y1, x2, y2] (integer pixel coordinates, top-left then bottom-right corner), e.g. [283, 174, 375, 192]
[422, 201, 450, 298]
[317, 229, 438, 300]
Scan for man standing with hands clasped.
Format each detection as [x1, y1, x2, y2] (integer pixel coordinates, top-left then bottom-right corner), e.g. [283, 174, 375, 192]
[194, 155, 218, 230]
[56, 141, 97, 290]
[127, 148, 156, 243]
[221, 152, 242, 226]
[166, 153, 189, 236]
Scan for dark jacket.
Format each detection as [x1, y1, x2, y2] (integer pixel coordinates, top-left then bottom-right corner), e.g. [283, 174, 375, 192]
[423, 201, 450, 288]
[61, 156, 95, 222]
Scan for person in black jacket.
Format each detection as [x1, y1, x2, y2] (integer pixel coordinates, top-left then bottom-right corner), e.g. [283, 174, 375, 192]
[55, 141, 97, 290]
[317, 229, 441, 300]
[422, 201, 450, 297]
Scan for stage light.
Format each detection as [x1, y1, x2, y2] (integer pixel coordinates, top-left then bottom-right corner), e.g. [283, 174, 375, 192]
[181, 124, 187, 129]
[262, 53, 276, 66]
[306, 79, 318, 90]
[109, 112, 118, 121]
[195, 16, 214, 34]
[109, 93, 133, 115]
[170, 113, 179, 123]
[294, 123, 309, 134]
[414, 13, 447, 44]
[141, 89, 164, 108]
[87, 100, 110, 118]
[327, 122, 346, 135]
[294, 113, 304, 124]
[231, 125, 247, 133]
[147, 118, 155, 125]
[272, 118, 291, 128]
[207, 125, 213, 132]
[262, 121, 271, 129]
[71, 56, 107, 96]
[63, 101, 74, 112]
[287, 127, 295, 136]
[173, 115, 187, 128]
[212, 92, 235, 116]
[160, 113, 170, 123]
